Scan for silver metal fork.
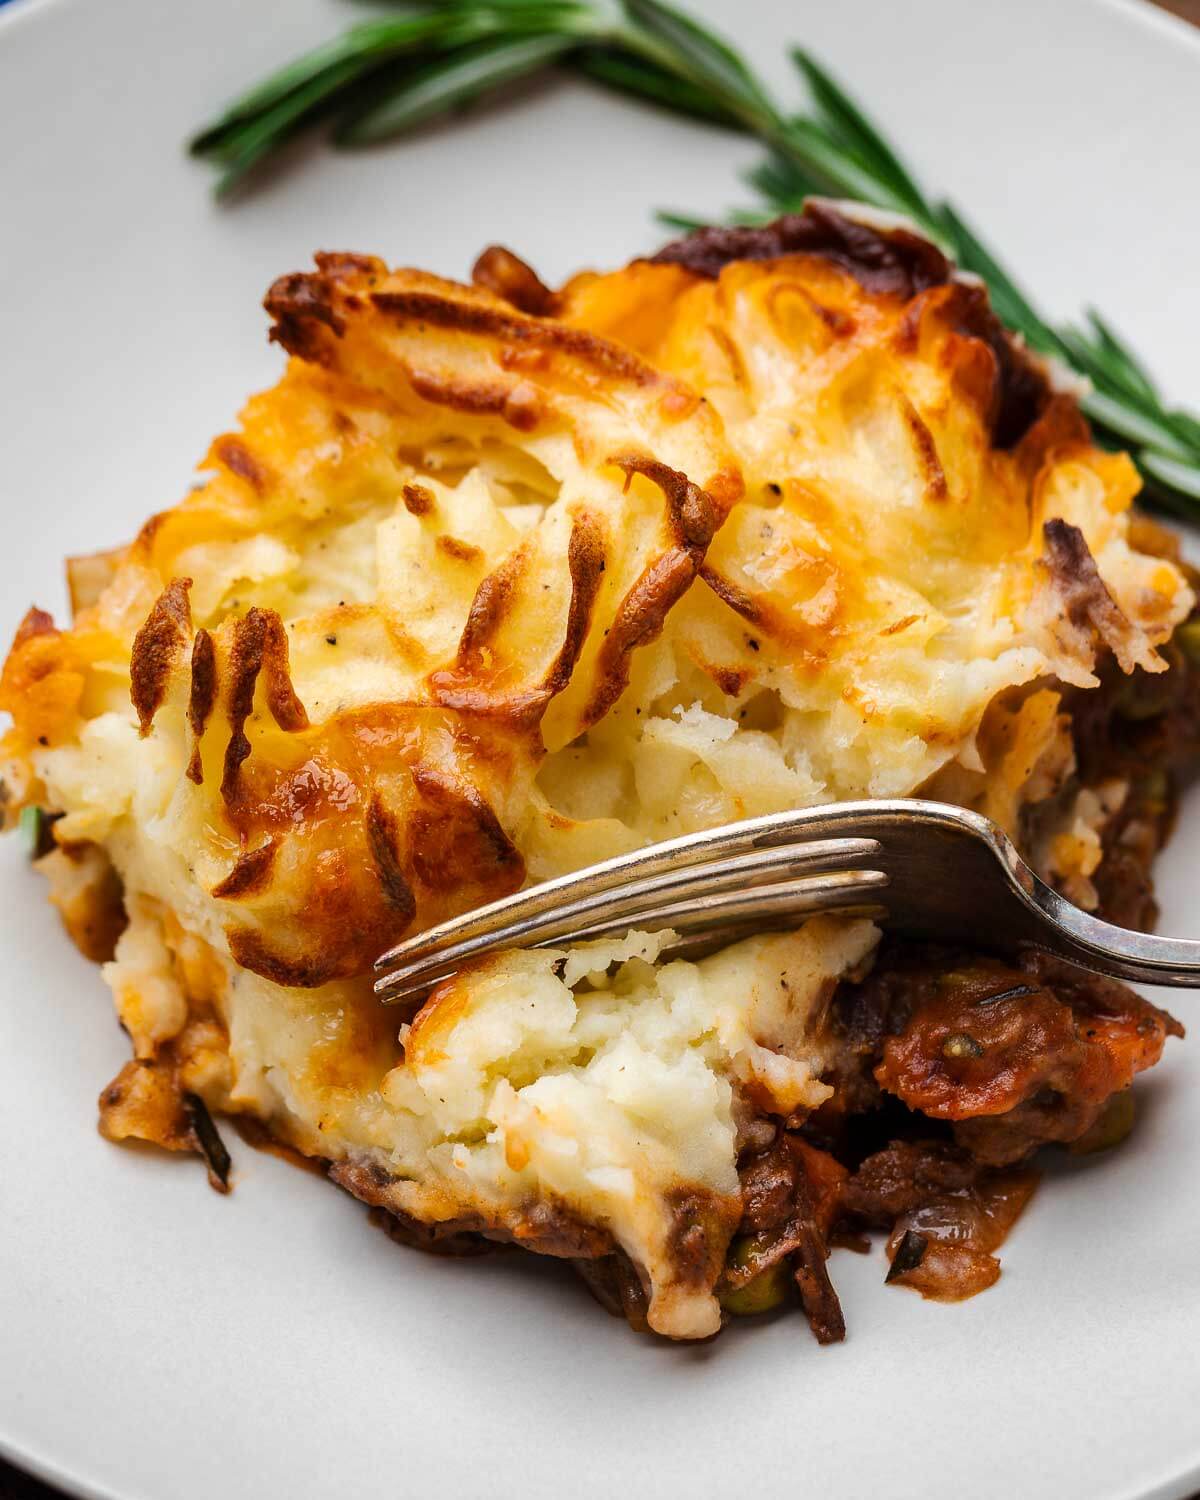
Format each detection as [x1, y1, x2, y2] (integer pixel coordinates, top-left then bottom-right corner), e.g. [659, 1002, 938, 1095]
[374, 798, 1200, 1005]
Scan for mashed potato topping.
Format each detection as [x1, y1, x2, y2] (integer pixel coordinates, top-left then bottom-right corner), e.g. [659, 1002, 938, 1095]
[1, 205, 1190, 1336]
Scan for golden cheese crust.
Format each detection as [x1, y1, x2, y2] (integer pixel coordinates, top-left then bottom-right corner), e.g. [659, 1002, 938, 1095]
[3, 211, 1187, 977]
[1, 204, 1191, 1338]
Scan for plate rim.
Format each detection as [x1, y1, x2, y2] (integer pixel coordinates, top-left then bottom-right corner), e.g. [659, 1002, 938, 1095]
[2, 1, 1200, 1498]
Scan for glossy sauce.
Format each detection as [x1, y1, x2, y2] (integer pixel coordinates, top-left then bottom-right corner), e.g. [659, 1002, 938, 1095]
[884, 1168, 1038, 1300]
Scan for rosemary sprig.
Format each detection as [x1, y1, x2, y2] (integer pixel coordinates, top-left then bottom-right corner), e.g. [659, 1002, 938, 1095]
[190, 0, 1200, 515]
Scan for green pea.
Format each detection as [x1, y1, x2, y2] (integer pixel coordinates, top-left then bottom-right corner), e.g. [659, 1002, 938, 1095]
[720, 1259, 792, 1317]
[18, 805, 55, 860]
[1114, 670, 1173, 722]
[1071, 1089, 1136, 1154]
[1174, 620, 1200, 667]
[1133, 769, 1171, 819]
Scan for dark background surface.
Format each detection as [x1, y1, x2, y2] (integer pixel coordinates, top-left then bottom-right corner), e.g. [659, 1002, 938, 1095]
[2, 0, 1199, 1495]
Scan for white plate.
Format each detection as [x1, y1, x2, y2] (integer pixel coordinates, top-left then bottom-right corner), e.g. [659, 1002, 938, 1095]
[1, 1, 1199, 1497]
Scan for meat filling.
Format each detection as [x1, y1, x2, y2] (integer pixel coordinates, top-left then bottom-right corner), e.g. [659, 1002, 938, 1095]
[845, 946, 1181, 1166]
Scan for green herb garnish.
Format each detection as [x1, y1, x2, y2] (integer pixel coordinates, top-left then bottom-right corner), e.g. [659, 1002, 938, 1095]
[18, 805, 56, 861]
[190, 0, 1200, 515]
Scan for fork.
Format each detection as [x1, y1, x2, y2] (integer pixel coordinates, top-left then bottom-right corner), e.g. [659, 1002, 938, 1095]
[374, 798, 1200, 1005]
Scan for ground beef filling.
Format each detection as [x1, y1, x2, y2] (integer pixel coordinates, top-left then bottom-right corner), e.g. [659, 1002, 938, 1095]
[719, 1134, 847, 1342]
[844, 946, 1182, 1166]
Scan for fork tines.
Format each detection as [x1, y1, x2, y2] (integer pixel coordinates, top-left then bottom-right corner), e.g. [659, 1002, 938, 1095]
[374, 811, 888, 1006]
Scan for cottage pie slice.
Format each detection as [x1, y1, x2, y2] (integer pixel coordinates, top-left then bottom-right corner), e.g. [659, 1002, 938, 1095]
[3, 205, 1192, 1340]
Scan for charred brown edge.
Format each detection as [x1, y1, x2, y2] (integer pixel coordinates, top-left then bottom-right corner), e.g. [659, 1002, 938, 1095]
[408, 367, 542, 434]
[407, 762, 525, 892]
[427, 544, 548, 726]
[259, 613, 309, 732]
[265, 273, 344, 364]
[451, 546, 529, 675]
[364, 794, 418, 920]
[220, 607, 309, 808]
[578, 457, 722, 728]
[424, 681, 552, 729]
[543, 512, 608, 698]
[899, 395, 948, 501]
[651, 202, 1051, 448]
[699, 565, 762, 627]
[211, 839, 278, 900]
[266, 250, 670, 397]
[651, 201, 952, 294]
[471, 245, 560, 317]
[220, 615, 258, 806]
[186, 628, 217, 784]
[263, 251, 385, 364]
[430, 512, 608, 726]
[369, 289, 661, 388]
[12, 605, 57, 646]
[583, 549, 702, 728]
[436, 534, 484, 564]
[614, 455, 719, 550]
[1041, 517, 1146, 674]
[898, 280, 1051, 450]
[226, 926, 339, 989]
[402, 482, 435, 517]
[214, 436, 271, 495]
[129, 577, 193, 736]
[1014, 394, 1092, 481]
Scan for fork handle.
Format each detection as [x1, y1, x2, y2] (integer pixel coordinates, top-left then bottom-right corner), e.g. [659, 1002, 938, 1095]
[1020, 881, 1200, 989]
[880, 802, 1200, 990]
